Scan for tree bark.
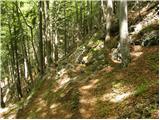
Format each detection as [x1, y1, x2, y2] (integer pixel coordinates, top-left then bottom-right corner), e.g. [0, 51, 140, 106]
[15, 2, 23, 99]
[46, 1, 52, 66]
[64, 0, 67, 56]
[54, 30, 58, 67]
[101, 0, 113, 63]
[39, 1, 44, 75]
[0, 86, 5, 108]
[119, 0, 131, 67]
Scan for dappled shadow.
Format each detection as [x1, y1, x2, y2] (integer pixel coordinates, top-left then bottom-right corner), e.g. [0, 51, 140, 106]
[15, 45, 158, 118]
[0, 103, 21, 119]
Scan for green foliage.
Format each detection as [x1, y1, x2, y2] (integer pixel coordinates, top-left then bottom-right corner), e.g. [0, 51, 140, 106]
[135, 83, 148, 96]
[147, 53, 159, 73]
[140, 23, 159, 34]
[70, 91, 79, 110]
[95, 100, 109, 118]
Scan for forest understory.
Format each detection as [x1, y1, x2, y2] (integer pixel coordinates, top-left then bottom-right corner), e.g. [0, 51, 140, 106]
[0, 0, 159, 119]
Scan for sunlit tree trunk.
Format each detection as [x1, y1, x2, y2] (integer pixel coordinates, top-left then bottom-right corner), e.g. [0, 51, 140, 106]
[30, 28, 39, 70]
[101, 0, 113, 63]
[75, 0, 80, 43]
[23, 37, 33, 85]
[64, 0, 67, 56]
[119, 0, 131, 67]
[46, 1, 52, 66]
[54, 29, 58, 67]
[16, 5, 39, 72]
[87, 1, 90, 34]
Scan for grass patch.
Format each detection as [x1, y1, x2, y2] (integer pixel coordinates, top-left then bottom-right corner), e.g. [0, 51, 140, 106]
[146, 53, 158, 73]
[70, 91, 79, 110]
[95, 100, 109, 118]
[139, 23, 159, 34]
[134, 82, 148, 96]
[29, 110, 37, 118]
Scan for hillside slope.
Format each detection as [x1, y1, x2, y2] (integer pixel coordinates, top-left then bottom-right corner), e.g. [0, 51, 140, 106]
[1, 2, 159, 119]
[3, 45, 157, 119]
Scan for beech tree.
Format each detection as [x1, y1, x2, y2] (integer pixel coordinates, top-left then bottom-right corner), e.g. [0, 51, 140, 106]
[119, 0, 131, 67]
[101, 0, 113, 63]
[39, 1, 44, 75]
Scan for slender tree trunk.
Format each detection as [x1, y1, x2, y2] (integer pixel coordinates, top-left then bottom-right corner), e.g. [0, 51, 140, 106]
[54, 30, 58, 67]
[14, 38, 23, 99]
[15, 3, 23, 99]
[90, 1, 93, 32]
[119, 0, 131, 67]
[87, 1, 90, 34]
[83, 1, 86, 36]
[0, 86, 5, 108]
[46, 1, 52, 66]
[101, 0, 113, 63]
[39, 1, 44, 75]
[30, 28, 39, 68]
[80, 1, 83, 38]
[16, 6, 39, 70]
[23, 37, 33, 84]
[75, 0, 80, 43]
[64, 0, 67, 56]
[42, 1, 47, 66]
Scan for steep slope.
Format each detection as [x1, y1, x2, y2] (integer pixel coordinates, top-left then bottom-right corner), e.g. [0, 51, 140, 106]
[13, 45, 158, 119]
[1, 2, 158, 119]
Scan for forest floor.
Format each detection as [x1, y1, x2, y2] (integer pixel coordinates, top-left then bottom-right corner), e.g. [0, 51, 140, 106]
[1, 45, 158, 119]
[0, 2, 159, 119]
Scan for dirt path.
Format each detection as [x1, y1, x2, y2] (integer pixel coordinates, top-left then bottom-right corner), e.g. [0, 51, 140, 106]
[2, 46, 158, 119]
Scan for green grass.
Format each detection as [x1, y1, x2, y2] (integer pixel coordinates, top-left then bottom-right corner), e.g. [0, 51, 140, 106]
[147, 53, 158, 73]
[95, 100, 109, 118]
[134, 83, 148, 96]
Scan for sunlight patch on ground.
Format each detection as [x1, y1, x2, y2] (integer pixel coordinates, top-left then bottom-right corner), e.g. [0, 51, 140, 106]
[64, 113, 73, 118]
[36, 107, 42, 112]
[50, 103, 60, 109]
[80, 79, 99, 90]
[79, 79, 99, 118]
[98, 66, 114, 74]
[57, 68, 67, 77]
[80, 96, 97, 105]
[58, 74, 70, 86]
[100, 83, 134, 103]
[54, 75, 78, 92]
[79, 107, 94, 118]
[0, 104, 17, 119]
[131, 51, 143, 61]
[131, 52, 143, 57]
[34, 98, 47, 108]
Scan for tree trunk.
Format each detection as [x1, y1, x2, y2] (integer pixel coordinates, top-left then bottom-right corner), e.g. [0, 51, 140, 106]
[23, 37, 33, 85]
[15, 2, 23, 99]
[0, 86, 5, 108]
[87, 0, 90, 34]
[46, 1, 52, 66]
[54, 30, 58, 67]
[90, 1, 93, 31]
[101, 0, 113, 63]
[80, 1, 83, 38]
[64, 0, 67, 56]
[119, 0, 131, 67]
[39, 1, 44, 75]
